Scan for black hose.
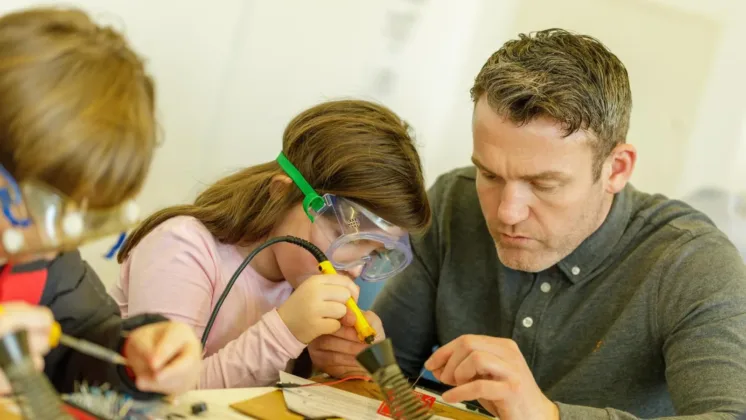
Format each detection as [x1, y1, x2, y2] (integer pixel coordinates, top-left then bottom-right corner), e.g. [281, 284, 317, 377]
[201, 235, 328, 348]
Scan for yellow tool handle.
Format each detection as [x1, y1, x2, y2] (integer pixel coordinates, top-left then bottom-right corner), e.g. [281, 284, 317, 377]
[49, 322, 62, 347]
[318, 261, 377, 344]
[0, 304, 61, 347]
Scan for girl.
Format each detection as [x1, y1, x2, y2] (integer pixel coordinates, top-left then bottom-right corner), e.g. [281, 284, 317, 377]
[0, 6, 201, 396]
[112, 99, 431, 388]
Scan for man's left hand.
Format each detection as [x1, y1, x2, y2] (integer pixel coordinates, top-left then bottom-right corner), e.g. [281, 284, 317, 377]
[425, 335, 558, 420]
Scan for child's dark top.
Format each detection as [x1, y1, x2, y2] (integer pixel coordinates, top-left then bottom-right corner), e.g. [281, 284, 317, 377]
[0, 251, 166, 399]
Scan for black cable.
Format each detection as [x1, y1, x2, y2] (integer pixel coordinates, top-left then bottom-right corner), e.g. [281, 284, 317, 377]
[201, 235, 328, 348]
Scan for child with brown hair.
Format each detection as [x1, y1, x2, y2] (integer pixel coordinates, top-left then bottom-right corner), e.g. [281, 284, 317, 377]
[0, 6, 201, 397]
[113, 99, 432, 388]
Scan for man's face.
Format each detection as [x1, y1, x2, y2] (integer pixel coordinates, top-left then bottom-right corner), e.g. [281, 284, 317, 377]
[472, 97, 612, 272]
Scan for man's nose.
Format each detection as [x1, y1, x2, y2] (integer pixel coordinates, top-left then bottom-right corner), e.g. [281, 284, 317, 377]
[497, 183, 530, 226]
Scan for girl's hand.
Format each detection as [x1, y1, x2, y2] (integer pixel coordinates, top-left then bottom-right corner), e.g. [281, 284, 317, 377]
[277, 274, 359, 344]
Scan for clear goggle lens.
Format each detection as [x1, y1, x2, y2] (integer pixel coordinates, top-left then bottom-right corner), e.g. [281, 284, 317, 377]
[311, 194, 412, 282]
[0, 180, 139, 256]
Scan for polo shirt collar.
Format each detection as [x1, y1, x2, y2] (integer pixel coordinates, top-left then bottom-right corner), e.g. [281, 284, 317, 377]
[557, 185, 634, 283]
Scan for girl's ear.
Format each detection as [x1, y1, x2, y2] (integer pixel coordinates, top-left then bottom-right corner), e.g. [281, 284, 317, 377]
[269, 174, 293, 196]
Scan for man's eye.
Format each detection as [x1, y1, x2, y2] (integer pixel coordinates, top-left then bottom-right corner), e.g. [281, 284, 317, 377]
[480, 171, 497, 180]
[533, 183, 557, 192]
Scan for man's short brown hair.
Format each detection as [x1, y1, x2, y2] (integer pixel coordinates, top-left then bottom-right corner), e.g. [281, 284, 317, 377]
[471, 28, 632, 179]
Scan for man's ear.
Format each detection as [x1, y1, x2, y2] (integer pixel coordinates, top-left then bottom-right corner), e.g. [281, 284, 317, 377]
[270, 174, 293, 196]
[602, 144, 637, 194]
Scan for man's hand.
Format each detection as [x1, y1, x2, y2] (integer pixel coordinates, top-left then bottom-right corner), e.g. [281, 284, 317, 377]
[307, 310, 384, 378]
[123, 321, 202, 395]
[425, 335, 558, 420]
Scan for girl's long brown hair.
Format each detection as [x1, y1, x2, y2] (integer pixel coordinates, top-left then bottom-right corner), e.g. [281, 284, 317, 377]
[117, 99, 430, 262]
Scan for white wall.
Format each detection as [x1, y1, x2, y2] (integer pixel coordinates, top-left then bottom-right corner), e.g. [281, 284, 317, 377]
[681, 6, 746, 196]
[737, 116, 746, 186]
[0, 0, 248, 284]
[198, 0, 497, 186]
[2, 0, 744, 285]
[198, 0, 388, 183]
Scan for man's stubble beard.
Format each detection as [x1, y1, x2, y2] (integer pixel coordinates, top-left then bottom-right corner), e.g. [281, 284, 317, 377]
[495, 188, 611, 273]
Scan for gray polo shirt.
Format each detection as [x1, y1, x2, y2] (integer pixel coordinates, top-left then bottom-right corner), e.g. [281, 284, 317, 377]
[372, 166, 746, 419]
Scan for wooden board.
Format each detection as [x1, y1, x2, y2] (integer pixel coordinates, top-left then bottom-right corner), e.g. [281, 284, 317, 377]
[230, 389, 305, 420]
[0, 398, 21, 420]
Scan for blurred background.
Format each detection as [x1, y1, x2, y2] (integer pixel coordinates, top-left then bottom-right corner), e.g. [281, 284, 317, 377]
[1, 0, 745, 296]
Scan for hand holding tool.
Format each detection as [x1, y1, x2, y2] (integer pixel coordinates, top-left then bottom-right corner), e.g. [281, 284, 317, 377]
[318, 260, 376, 344]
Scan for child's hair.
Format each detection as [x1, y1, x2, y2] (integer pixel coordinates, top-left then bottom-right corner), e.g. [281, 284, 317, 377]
[0, 7, 157, 208]
[118, 99, 431, 262]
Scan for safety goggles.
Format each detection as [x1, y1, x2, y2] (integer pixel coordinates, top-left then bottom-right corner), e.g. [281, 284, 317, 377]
[0, 165, 139, 258]
[277, 153, 412, 282]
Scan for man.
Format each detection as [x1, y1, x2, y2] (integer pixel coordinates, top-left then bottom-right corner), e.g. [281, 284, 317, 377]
[0, 6, 201, 396]
[308, 29, 746, 419]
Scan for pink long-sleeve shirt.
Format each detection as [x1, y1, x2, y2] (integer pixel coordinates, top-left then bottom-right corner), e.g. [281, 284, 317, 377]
[109, 216, 306, 389]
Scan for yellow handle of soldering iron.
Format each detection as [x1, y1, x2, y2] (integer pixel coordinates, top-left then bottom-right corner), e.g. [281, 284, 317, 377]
[318, 261, 377, 344]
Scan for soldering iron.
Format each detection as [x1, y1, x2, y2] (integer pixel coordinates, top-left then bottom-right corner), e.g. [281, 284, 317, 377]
[200, 235, 376, 348]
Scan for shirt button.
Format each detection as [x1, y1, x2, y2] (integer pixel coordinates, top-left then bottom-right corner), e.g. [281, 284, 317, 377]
[540, 282, 551, 293]
[522, 317, 534, 328]
[571, 266, 581, 275]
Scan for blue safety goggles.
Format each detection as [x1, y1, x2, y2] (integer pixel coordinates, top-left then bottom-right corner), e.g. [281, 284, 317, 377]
[0, 165, 138, 258]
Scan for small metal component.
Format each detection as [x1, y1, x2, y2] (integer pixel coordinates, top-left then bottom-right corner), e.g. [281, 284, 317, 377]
[190, 401, 208, 415]
[411, 370, 425, 390]
[62, 385, 151, 419]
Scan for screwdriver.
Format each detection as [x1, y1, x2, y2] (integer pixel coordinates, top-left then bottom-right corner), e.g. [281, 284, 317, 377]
[0, 304, 127, 365]
[49, 322, 128, 365]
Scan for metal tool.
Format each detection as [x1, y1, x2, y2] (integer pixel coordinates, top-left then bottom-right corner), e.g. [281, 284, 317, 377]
[50, 322, 128, 366]
[0, 329, 73, 420]
[357, 338, 433, 420]
[411, 370, 425, 390]
[0, 305, 127, 366]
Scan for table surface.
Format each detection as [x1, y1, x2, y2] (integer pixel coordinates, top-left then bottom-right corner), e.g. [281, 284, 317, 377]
[0, 388, 275, 420]
[170, 387, 277, 419]
[0, 380, 491, 419]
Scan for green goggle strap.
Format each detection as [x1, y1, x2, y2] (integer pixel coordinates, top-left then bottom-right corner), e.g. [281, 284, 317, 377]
[276, 152, 325, 221]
